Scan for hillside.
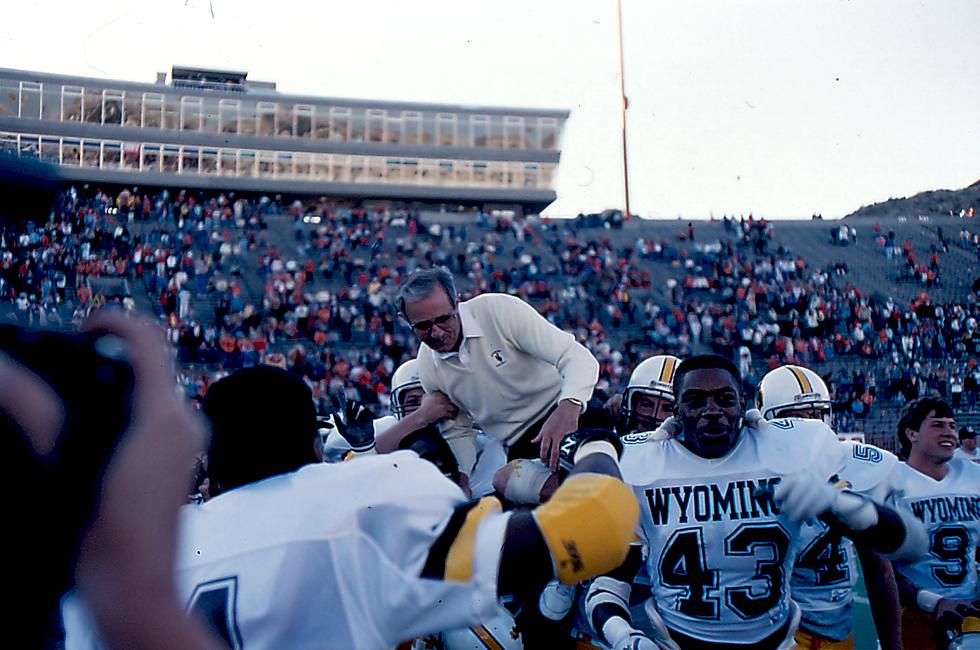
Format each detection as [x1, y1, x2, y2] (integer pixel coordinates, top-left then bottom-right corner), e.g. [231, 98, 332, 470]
[845, 180, 980, 220]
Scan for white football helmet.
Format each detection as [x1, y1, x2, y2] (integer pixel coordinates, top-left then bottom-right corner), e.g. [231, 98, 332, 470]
[621, 355, 680, 430]
[437, 607, 523, 649]
[390, 359, 422, 420]
[756, 365, 832, 425]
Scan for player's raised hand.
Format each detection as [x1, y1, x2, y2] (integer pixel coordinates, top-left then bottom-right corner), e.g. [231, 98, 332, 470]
[333, 396, 375, 453]
[77, 311, 218, 648]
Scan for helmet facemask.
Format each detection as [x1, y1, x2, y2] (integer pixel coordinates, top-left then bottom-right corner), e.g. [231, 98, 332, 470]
[621, 387, 675, 433]
[391, 382, 423, 420]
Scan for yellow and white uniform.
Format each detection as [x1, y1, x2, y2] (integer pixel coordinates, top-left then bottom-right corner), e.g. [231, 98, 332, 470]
[891, 456, 980, 602]
[620, 417, 849, 645]
[789, 440, 903, 643]
[65, 453, 509, 649]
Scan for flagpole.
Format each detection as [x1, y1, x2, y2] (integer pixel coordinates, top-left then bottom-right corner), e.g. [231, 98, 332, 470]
[615, 0, 632, 220]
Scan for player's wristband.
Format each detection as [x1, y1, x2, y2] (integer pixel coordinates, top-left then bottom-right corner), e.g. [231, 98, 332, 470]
[349, 440, 376, 454]
[917, 589, 943, 613]
[341, 447, 377, 461]
[574, 440, 619, 465]
[502, 459, 552, 505]
[601, 617, 634, 648]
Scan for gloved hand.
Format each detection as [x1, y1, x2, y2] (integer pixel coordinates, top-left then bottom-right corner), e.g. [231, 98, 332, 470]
[538, 579, 575, 621]
[773, 469, 836, 522]
[774, 470, 879, 530]
[603, 617, 660, 650]
[333, 398, 375, 453]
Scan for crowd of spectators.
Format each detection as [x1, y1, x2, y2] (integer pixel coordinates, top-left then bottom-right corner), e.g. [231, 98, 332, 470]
[2, 186, 977, 436]
[146, 197, 980, 434]
[633, 223, 980, 430]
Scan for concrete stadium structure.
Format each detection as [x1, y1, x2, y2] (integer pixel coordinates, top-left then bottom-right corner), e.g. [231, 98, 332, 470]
[0, 66, 567, 213]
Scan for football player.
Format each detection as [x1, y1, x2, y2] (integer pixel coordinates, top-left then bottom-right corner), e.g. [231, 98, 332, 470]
[65, 365, 639, 649]
[614, 354, 681, 442]
[389, 357, 425, 421]
[535, 355, 682, 643]
[757, 365, 902, 650]
[321, 358, 501, 497]
[320, 358, 449, 461]
[890, 397, 980, 648]
[583, 354, 926, 650]
[500, 354, 684, 506]
[756, 364, 833, 425]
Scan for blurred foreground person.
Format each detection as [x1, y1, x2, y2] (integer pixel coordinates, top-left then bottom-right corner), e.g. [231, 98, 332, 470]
[0, 312, 216, 648]
[66, 363, 639, 648]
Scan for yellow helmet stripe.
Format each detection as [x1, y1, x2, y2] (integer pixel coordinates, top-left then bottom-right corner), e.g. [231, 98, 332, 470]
[471, 625, 506, 650]
[788, 367, 813, 394]
[659, 356, 677, 384]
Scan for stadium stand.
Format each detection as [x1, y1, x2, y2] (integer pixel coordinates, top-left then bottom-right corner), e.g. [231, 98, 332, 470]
[1, 183, 977, 453]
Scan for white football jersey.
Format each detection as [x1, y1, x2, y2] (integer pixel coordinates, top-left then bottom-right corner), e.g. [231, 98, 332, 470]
[789, 440, 903, 640]
[620, 418, 847, 645]
[790, 522, 858, 640]
[65, 453, 508, 649]
[890, 456, 980, 601]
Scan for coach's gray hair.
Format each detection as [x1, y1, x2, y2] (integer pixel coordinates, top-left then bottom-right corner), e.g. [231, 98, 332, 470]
[394, 266, 458, 318]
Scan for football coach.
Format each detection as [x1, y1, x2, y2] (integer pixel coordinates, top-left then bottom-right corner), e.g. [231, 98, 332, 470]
[376, 266, 600, 475]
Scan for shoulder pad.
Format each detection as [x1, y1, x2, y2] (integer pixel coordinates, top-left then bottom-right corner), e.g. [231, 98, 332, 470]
[752, 417, 838, 475]
[620, 439, 671, 486]
[621, 430, 650, 446]
[838, 441, 900, 493]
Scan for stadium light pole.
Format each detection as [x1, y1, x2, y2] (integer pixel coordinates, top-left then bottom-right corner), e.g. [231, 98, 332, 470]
[615, 0, 632, 221]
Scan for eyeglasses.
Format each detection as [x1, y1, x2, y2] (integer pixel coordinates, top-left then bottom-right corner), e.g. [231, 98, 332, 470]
[409, 310, 457, 334]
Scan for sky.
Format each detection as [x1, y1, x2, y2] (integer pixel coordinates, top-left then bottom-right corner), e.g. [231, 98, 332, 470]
[1, 0, 978, 219]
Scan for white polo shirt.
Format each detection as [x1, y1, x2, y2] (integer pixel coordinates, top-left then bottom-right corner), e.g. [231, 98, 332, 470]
[416, 293, 599, 471]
